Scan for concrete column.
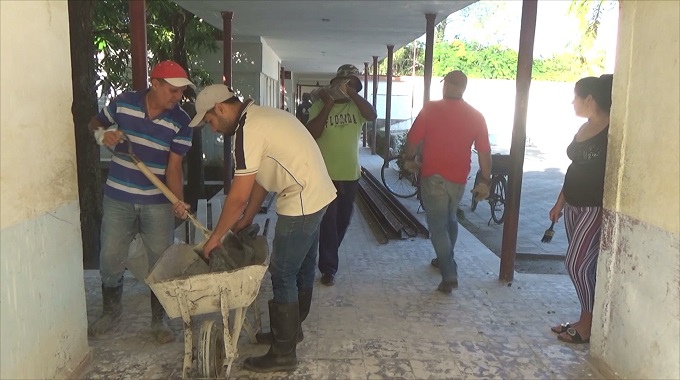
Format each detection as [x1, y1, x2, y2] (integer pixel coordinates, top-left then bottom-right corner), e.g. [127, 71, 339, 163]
[129, 0, 147, 91]
[423, 13, 436, 103]
[499, 0, 537, 282]
[221, 11, 233, 193]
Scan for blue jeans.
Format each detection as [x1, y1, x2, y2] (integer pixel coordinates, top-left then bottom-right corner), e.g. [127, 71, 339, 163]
[99, 196, 174, 288]
[270, 207, 327, 303]
[318, 180, 358, 275]
[420, 175, 466, 282]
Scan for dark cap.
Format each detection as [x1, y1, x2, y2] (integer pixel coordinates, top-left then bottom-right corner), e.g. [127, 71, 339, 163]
[333, 64, 363, 92]
[441, 70, 468, 86]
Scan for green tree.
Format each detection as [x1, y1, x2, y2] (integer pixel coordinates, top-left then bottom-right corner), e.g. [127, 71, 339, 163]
[568, 0, 616, 75]
[94, 0, 219, 98]
[379, 38, 601, 82]
[435, 18, 449, 43]
[378, 41, 425, 76]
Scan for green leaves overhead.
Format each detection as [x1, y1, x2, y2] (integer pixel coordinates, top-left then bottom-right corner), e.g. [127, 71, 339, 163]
[93, 0, 218, 98]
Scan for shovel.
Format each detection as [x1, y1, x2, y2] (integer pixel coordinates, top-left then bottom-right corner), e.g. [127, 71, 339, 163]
[106, 131, 212, 263]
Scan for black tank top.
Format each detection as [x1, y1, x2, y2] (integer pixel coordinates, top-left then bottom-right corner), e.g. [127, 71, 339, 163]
[563, 126, 609, 207]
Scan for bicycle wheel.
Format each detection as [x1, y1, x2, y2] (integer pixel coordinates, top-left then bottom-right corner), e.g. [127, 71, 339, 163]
[490, 175, 507, 224]
[470, 170, 481, 211]
[380, 157, 418, 198]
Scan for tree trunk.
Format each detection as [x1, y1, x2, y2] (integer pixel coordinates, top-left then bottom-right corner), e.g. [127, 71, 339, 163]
[68, 0, 103, 269]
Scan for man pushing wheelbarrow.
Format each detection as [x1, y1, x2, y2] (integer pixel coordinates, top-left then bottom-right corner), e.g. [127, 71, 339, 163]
[190, 84, 337, 372]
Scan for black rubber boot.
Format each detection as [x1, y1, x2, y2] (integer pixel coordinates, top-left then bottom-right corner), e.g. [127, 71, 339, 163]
[88, 285, 123, 337]
[256, 288, 312, 344]
[243, 301, 299, 372]
[150, 291, 175, 344]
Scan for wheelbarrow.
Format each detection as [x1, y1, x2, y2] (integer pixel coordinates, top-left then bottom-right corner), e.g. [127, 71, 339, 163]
[106, 131, 270, 378]
[146, 236, 269, 379]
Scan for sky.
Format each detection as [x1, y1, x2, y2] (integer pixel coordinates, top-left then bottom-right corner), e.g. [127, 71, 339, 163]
[435, 0, 619, 72]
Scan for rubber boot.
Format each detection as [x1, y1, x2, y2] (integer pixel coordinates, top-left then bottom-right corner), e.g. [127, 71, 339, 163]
[243, 301, 299, 372]
[88, 285, 123, 337]
[150, 291, 175, 344]
[256, 288, 312, 344]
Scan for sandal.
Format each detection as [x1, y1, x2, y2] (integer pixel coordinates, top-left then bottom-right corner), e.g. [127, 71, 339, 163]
[551, 322, 572, 334]
[557, 327, 590, 344]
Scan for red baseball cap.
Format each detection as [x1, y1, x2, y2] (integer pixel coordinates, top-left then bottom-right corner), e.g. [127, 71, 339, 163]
[150, 60, 196, 90]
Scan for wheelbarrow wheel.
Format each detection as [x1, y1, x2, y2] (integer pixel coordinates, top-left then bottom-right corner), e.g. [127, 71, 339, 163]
[198, 320, 225, 379]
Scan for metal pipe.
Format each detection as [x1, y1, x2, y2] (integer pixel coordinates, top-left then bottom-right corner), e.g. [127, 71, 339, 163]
[363, 62, 369, 147]
[129, 0, 147, 91]
[371, 55, 378, 155]
[424, 13, 436, 103]
[221, 11, 233, 194]
[384, 45, 394, 162]
[499, 0, 538, 282]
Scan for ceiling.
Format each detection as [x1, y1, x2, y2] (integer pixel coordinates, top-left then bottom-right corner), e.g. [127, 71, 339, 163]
[173, 0, 476, 76]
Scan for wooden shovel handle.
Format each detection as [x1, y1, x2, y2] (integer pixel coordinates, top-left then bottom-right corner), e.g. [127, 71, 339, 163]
[134, 161, 211, 238]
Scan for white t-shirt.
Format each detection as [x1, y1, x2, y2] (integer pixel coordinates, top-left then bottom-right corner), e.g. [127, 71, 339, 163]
[233, 103, 337, 216]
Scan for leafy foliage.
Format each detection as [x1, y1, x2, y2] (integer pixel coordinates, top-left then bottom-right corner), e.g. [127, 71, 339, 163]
[567, 0, 616, 75]
[378, 0, 612, 82]
[380, 38, 598, 82]
[379, 42, 426, 76]
[94, 0, 219, 98]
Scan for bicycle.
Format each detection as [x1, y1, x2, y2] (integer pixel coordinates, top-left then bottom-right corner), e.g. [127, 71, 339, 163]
[380, 155, 425, 211]
[470, 153, 509, 225]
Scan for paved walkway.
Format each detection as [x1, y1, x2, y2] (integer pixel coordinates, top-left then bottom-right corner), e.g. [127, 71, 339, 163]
[83, 149, 602, 379]
[462, 145, 570, 257]
[363, 144, 571, 274]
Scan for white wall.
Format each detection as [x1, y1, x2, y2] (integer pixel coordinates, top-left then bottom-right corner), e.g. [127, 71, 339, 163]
[260, 37, 280, 83]
[591, 2, 680, 379]
[302, 74, 580, 158]
[0, 1, 90, 378]
[199, 36, 282, 162]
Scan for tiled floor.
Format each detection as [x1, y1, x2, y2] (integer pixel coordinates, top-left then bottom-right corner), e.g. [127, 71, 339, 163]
[459, 145, 570, 258]
[83, 201, 602, 379]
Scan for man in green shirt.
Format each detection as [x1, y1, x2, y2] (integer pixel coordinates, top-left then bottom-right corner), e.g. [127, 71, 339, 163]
[306, 64, 377, 286]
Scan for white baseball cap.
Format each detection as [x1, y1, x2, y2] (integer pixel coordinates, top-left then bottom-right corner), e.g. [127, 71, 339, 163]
[189, 84, 237, 127]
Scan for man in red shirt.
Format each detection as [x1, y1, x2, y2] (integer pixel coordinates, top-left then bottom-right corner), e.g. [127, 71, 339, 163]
[404, 70, 492, 293]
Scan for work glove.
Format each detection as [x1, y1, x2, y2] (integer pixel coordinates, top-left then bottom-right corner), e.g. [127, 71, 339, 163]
[471, 182, 490, 202]
[94, 128, 107, 146]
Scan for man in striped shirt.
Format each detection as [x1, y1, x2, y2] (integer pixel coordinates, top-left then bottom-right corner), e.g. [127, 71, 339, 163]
[87, 61, 194, 344]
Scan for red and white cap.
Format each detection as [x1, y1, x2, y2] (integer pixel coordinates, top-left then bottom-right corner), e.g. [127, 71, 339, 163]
[149, 60, 196, 90]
